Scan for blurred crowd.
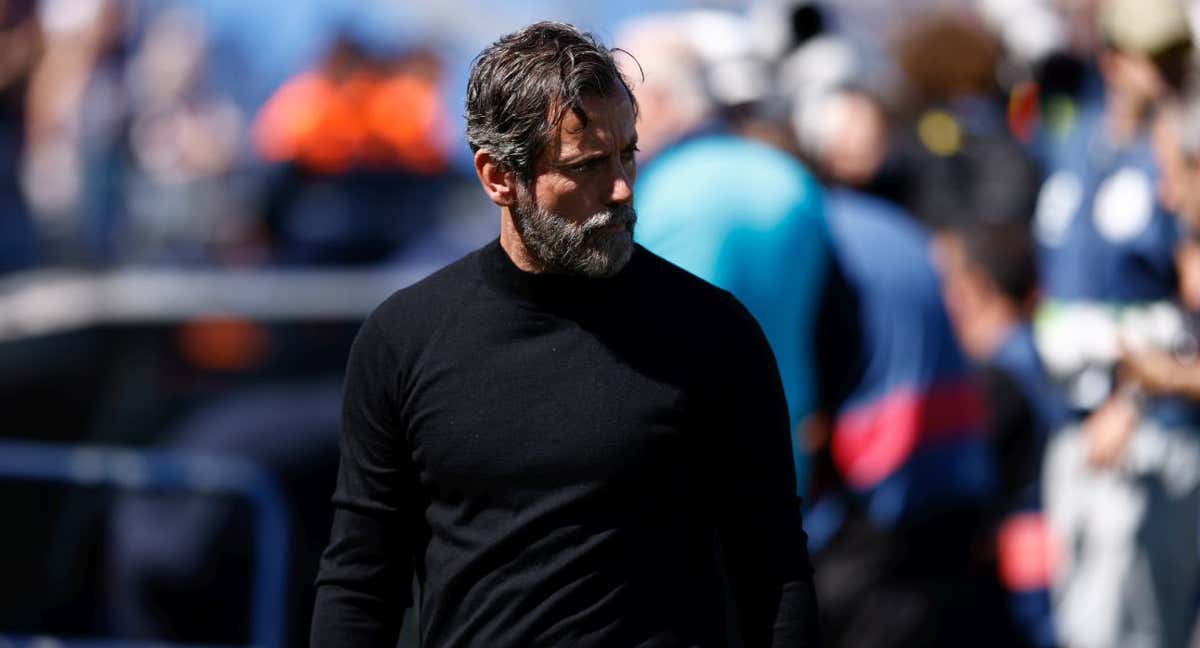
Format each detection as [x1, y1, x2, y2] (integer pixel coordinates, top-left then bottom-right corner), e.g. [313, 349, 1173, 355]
[7, 0, 1200, 647]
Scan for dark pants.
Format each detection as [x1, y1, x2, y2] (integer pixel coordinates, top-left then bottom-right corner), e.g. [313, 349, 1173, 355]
[814, 506, 1028, 648]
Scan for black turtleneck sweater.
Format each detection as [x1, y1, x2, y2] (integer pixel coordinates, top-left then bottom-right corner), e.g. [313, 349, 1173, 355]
[311, 240, 817, 647]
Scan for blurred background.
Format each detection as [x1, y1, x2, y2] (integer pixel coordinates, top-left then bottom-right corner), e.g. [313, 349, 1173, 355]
[5, 0, 1200, 647]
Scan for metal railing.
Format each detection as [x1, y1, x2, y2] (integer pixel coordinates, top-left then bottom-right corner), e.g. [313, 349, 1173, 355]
[0, 441, 291, 648]
[0, 265, 440, 341]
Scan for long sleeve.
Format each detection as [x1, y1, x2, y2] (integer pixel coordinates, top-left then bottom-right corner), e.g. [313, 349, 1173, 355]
[311, 316, 420, 648]
[714, 296, 820, 647]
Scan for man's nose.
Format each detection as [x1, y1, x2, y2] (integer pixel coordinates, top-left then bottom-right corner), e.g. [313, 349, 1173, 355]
[609, 165, 633, 205]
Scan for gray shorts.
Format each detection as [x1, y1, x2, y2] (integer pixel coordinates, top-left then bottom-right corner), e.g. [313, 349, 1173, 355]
[1043, 423, 1200, 648]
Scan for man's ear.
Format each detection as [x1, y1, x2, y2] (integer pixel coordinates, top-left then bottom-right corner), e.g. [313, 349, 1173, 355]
[474, 149, 519, 207]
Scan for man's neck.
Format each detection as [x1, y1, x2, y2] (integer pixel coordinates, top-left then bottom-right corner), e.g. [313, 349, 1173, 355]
[963, 299, 1022, 362]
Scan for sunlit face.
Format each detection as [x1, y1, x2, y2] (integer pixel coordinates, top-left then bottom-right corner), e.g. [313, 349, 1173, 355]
[1100, 50, 1166, 110]
[512, 86, 639, 277]
[1150, 105, 1200, 232]
[933, 231, 995, 361]
[827, 94, 888, 188]
[1151, 105, 1187, 214]
[1185, 160, 1200, 231]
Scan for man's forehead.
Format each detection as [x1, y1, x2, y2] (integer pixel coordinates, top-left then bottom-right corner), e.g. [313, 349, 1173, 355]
[552, 91, 637, 154]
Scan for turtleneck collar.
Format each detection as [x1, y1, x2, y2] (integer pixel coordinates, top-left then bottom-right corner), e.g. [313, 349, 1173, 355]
[476, 238, 638, 304]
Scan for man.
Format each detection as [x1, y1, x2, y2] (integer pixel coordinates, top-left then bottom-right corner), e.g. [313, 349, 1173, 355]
[1026, 2, 1200, 646]
[1032, 0, 1190, 313]
[1043, 89, 1200, 648]
[311, 22, 818, 648]
[806, 188, 1008, 648]
[936, 219, 1066, 648]
[619, 11, 830, 491]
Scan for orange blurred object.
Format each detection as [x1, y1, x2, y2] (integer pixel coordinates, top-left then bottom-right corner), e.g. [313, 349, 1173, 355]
[253, 59, 450, 175]
[996, 511, 1058, 592]
[1007, 81, 1040, 144]
[177, 317, 270, 372]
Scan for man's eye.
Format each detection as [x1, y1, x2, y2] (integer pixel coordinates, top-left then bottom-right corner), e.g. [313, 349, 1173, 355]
[572, 159, 601, 173]
[621, 148, 639, 163]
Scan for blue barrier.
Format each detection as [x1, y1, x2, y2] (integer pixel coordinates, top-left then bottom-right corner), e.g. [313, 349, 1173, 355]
[0, 440, 290, 648]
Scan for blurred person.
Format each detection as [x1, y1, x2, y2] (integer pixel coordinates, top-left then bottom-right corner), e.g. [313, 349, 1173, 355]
[255, 36, 453, 266]
[1033, 0, 1190, 319]
[614, 9, 795, 162]
[119, 5, 250, 265]
[624, 10, 831, 491]
[0, 0, 41, 272]
[801, 90, 888, 190]
[887, 8, 1043, 231]
[1150, 98, 1200, 312]
[799, 185, 1016, 648]
[1038, 22, 1200, 642]
[21, 0, 135, 264]
[791, 86, 896, 196]
[1028, 0, 1197, 442]
[311, 21, 819, 648]
[938, 221, 1067, 497]
[254, 38, 449, 176]
[762, 23, 1020, 644]
[22, 1, 254, 266]
[936, 219, 1067, 648]
[606, 13, 709, 162]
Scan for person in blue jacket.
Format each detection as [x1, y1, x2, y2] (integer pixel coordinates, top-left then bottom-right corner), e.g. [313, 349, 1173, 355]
[636, 134, 829, 492]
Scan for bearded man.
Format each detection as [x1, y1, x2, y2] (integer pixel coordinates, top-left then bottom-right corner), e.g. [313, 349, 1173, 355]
[310, 21, 818, 648]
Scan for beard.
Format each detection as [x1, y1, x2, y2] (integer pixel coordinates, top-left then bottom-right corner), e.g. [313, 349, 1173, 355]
[511, 188, 637, 278]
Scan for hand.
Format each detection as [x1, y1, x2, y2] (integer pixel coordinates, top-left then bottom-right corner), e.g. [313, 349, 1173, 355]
[1084, 394, 1140, 469]
[1120, 347, 1183, 395]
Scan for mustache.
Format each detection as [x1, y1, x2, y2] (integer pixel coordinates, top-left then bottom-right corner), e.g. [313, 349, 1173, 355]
[580, 205, 638, 233]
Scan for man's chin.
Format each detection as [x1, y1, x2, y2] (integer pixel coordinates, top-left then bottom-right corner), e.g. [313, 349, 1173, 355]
[580, 234, 634, 278]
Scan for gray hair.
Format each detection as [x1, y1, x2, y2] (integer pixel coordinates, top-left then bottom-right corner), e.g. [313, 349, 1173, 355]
[465, 21, 639, 183]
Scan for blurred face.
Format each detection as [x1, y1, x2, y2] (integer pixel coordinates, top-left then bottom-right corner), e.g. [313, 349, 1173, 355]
[1100, 50, 1167, 110]
[513, 87, 639, 277]
[1148, 105, 1200, 309]
[1178, 163, 1200, 310]
[933, 232, 1008, 361]
[1151, 105, 1187, 214]
[1150, 104, 1200, 231]
[827, 94, 887, 188]
[1185, 160, 1200, 229]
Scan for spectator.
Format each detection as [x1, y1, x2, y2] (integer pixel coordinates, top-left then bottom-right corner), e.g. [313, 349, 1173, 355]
[936, 219, 1066, 648]
[623, 11, 831, 491]
[254, 37, 453, 266]
[1036, 3, 1200, 642]
[806, 186, 1015, 648]
[1033, 0, 1189, 313]
[887, 9, 1041, 231]
[1050, 84, 1200, 648]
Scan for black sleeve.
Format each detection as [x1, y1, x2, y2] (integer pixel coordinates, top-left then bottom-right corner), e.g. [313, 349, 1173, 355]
[715, 296, 820, 647]
[311, 315, 419, 648]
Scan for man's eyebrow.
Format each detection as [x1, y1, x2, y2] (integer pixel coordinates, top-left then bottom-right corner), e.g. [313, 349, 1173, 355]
[558, 137, 640, 166]
[559, 150, 609, 166]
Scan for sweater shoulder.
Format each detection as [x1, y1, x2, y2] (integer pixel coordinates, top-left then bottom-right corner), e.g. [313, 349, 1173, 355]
[362, 248, 482, 350]
[632, 245, 757, 329]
